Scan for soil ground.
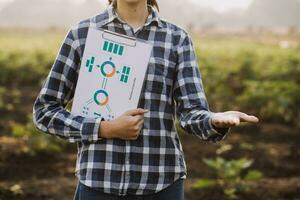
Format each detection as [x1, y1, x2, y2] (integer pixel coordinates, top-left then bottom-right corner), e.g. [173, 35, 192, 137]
[1, 123, 300, 200]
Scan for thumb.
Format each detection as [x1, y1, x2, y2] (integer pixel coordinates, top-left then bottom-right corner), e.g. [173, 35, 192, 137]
[123, 108, 149, 116]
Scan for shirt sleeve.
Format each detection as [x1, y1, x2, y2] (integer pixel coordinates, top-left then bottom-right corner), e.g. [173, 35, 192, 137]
[173, 32, 230, 143]
[32, 27, 103, 144]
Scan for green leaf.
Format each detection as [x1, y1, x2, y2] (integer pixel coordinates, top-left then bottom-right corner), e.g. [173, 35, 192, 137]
[193, 179, 217, 189]
[239, 142, 255, 150]
[216, 144, 233, 155]
[203, 157, 225, 170]
[12, 125, 28, 137]
[244, 170, 263, 181]
[224, 188, 238, 200]
[236, 158, 253, 169]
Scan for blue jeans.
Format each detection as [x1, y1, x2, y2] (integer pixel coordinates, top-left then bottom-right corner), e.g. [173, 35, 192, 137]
[73, 178, 184, 200]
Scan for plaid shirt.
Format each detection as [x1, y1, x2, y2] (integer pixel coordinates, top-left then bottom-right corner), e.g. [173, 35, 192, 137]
[32, 5, 230, 196]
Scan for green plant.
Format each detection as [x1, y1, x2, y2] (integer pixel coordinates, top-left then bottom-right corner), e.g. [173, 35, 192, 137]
[12, 115, 66, 155]
[193, 157, 263, 199]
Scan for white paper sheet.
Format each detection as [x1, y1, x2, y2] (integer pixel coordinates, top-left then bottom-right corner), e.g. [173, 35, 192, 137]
[71, 28, 153, 121]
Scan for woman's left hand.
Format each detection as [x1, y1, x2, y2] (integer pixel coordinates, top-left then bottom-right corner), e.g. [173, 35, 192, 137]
[211, 111, 259, 128]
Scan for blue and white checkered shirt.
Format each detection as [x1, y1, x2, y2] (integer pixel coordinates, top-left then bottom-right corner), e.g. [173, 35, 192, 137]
[32, 5, 229, 196]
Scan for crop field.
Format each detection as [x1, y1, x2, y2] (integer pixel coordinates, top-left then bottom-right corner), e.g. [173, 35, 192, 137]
[0, 28, 299, 200]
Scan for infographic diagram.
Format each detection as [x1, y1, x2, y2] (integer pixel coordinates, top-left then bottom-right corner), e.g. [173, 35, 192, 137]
[82, 53, 132, 120]
[71, 28, 152, 121]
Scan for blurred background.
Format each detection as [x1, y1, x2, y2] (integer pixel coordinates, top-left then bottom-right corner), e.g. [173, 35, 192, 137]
[0, 0, 299, 200]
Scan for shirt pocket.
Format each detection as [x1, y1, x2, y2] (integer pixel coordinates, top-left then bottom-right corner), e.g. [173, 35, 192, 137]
[145, 57, 175, 96]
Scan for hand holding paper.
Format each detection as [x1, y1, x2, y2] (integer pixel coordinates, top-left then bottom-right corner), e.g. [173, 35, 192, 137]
[100, 108, 148, 140]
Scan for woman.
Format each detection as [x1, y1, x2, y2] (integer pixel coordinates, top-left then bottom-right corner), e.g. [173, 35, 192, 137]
[32, 0, 259, 199]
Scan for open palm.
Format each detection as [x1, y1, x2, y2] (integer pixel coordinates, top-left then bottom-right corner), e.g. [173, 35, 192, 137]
[211, 111, 259, 128]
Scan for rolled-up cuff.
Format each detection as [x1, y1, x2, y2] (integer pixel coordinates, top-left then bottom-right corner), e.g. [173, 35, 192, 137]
[81, 117, 103, 143]
[207, 113, 230, 143]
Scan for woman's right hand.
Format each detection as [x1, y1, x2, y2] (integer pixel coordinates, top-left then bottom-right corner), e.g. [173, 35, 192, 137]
[99, 108, 148, 140]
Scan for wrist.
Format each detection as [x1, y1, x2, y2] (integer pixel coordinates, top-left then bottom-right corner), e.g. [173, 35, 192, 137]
[210, 112, 223, 129]
[211, 120, 218, 129]
[210, 113, 217, 128]
[99, 120, 116, 139]
[210, 118, 217, 130]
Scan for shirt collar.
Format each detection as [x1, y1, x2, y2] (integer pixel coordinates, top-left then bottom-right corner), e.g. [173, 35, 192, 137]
[98, 4, 163, 28]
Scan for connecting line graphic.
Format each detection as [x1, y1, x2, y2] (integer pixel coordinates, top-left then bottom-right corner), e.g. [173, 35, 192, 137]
[94, 112, 102, 118]
[101, 78, 108, 89]
[82, 98, 93, 116]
